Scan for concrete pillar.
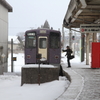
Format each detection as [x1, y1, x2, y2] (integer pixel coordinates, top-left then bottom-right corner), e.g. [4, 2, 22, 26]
[86, 33, 90, 65]
[93, 33, 97, 42]
[69, 29, 72, 48]
[81, 33, 85, 62]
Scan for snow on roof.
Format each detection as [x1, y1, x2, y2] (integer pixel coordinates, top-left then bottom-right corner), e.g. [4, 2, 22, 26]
[8, 36, 20, 44]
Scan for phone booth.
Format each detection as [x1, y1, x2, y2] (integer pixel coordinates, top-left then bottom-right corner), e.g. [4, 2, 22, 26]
[91, 42, 100, 68]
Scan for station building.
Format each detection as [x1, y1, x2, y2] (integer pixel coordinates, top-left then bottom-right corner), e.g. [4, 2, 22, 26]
[0, 0, 12, 74]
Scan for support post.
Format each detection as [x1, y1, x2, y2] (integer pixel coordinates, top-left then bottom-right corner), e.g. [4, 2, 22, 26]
[93, 33, 97, 42]
[86, 33, 90, 65]
[38, 61, 40, 85]
[69, 28, 72, 48]
[62, 25, 65, 49]
[11, 39, 13, 72]
[81, 33, 85, 62]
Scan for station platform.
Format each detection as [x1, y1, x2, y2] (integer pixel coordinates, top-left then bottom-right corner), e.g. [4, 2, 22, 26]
[57, 56, 100, 100]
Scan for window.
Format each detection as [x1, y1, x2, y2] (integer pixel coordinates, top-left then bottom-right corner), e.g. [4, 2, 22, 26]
[50, 32, 60, 48]
[39, 38, 47, 49]
[26, 33, 36, 48]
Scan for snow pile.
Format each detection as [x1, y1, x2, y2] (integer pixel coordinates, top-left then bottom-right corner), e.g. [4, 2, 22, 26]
[0, 53, 70, 100]
[0, 75, 69, 100]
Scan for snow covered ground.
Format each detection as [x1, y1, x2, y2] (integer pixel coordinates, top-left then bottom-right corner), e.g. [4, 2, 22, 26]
[0, 75, 69, 100]
[0, 53, 90, 100]
[0, 53, 70, 100]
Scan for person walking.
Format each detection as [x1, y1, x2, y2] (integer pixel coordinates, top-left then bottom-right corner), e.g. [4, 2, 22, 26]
[62, 46, 72, 68]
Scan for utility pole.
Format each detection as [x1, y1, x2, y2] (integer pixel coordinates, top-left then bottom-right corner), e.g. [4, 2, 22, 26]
[11, 39, 13, 72]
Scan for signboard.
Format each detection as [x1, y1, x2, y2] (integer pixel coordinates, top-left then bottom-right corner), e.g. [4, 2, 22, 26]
[80, 24, 100, 33]
[13, 57, 17, 61]
[40, 30, 46, 33]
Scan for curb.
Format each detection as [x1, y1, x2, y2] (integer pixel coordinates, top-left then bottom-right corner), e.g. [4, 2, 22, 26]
[57, 64, 84, 100]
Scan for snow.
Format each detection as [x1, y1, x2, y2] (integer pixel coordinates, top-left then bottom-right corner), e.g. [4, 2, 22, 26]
[22, 64, 55, 68]
[0, 74, 69, 100]
[8, 36, 20, 44]
[0, 52, 90, 100]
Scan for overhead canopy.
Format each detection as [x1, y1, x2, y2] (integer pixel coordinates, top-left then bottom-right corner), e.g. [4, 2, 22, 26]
[63, 0, 100, 28]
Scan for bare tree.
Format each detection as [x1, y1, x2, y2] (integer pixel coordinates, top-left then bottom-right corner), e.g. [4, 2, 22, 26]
[17, 32, 25, 40]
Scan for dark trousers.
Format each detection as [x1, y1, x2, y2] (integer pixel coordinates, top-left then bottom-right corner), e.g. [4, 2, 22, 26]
[67, 58, 71, 67]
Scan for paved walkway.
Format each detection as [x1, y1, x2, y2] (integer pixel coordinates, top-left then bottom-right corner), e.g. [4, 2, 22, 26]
[57, 62, 100, 100]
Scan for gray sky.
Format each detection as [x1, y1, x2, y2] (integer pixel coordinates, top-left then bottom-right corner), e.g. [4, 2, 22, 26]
[7, 0, 70, 36]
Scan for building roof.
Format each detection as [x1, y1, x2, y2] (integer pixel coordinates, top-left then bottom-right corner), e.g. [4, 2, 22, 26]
[63, 0, 100, 28]
[8, 36, 20, 44]
[0, 0, 12, 12]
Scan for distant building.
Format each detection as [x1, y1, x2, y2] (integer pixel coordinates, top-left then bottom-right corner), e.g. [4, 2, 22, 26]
[8, 36, 20, 51]
[0, 0, 12, 74]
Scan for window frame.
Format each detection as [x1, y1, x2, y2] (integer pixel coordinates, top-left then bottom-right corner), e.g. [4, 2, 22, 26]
[25, 32, 36, 48]
[49, 32, 60, 49]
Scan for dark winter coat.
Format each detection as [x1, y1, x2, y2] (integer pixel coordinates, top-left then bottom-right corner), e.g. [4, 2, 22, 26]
[63, 49, 72, 58]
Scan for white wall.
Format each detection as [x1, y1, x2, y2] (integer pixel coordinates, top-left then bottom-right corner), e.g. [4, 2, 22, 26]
[0, 4, 8, 74]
